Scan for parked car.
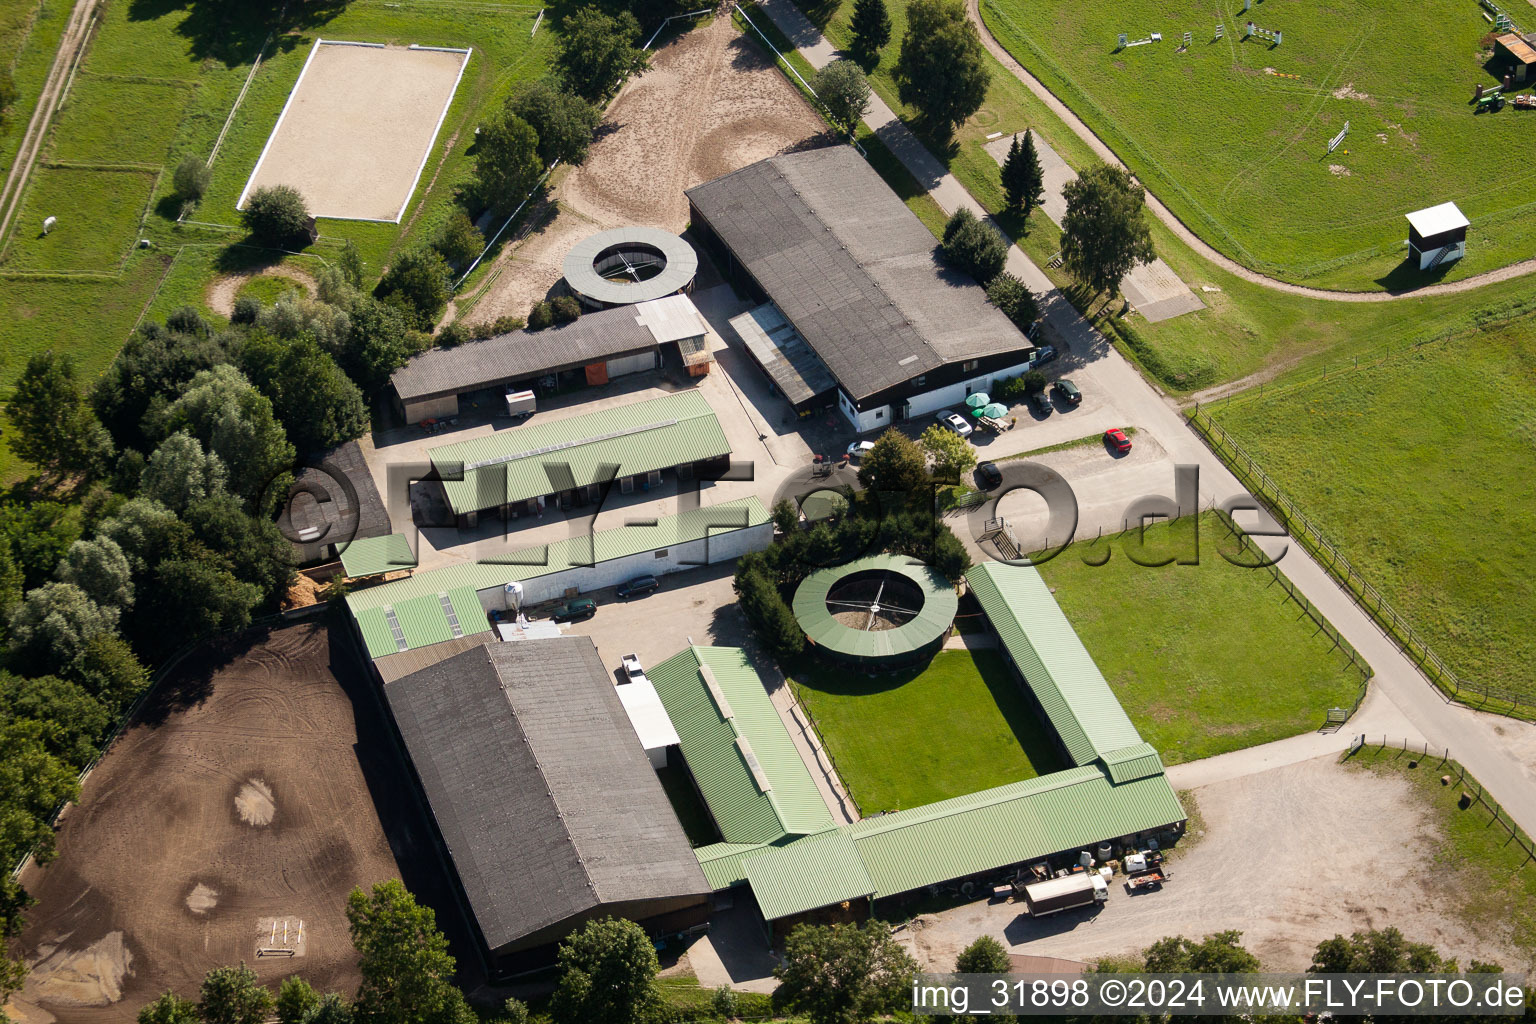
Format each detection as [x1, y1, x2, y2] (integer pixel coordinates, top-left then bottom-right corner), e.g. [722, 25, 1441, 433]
[616, 575, 659, 599]
[551, 598, 597, 622]
[1033, 344, 1059, 365]
[936, 409, 974, 438]
[846, 440, 876, 460]
[975, 461, 1002, 491]
[620, 653, 647, 683]
[1105, 428, 1133, 453]
[1029, 391, 1053, 415]
[1026, 320, 1043, 343]
[1052, 379, 1082, 405]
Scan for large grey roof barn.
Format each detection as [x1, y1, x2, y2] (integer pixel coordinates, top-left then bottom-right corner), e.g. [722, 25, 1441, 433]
[686, 145, 1025, 403]
[384, 636, 710, 965]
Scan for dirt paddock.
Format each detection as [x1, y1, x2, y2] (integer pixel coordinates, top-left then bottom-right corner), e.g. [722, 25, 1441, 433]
[7, 622, 460, 1023]
[465, 14, 830, 323]
[240, 42, 468, 222]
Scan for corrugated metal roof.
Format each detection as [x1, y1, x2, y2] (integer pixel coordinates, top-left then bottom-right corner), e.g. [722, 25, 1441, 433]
[1101, 742, 1165, 784]
[792, 554, 957, 659]
[632, 294, 708, 343]
[695, 840, 779, 889]
[965, 562, 1143, 765]
[848, 767, 1184, 900]
[563, 227, 699, 306]
[392, 303, 660, 402]
[340, 533, 416, 578]
[346, 497, 770, 618]
[728, 303, 837, 406]
[428, 390, 730, 515]
[385, 637, 709, 952]
[354, 584, 493, 659]
[742, 829, 874, 920]
[649, 646, 835, 845]
[686, 147, 1028, 402]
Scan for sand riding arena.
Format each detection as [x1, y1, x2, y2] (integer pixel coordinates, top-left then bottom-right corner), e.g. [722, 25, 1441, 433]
[239, 40, 469, 222]
[8, 622, 445, 1024]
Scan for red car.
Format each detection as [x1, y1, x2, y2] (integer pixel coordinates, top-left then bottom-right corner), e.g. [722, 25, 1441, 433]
[1105, 428, 1132, 453]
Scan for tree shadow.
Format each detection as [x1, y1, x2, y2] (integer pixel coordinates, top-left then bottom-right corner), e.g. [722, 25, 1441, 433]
[126, 0, 347, 69]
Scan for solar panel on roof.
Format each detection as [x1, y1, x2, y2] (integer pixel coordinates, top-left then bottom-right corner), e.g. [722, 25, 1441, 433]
[383, 608, 408, 653]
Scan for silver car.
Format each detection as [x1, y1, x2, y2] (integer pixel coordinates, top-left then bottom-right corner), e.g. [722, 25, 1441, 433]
[936, 409, 974, 438]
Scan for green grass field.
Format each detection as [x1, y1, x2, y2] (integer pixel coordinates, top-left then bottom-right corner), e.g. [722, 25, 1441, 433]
[783, 0, 1536, 396]
[0, 0, 552, 431]
[1346, 746, 1536, 965]
[790, 649, 1065, 813]
[1035, 511, 1365, 763]
[4, 165, 157, 270]
[1210, 317, 1536, 701]
[980, 0, 1536, 289]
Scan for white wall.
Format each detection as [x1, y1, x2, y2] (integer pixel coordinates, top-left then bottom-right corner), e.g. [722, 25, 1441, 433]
[473, 520, 773, 611]
[839, 356, 1036, 433]
[839, 389, 892, 433]
[606, 350, 660, 378]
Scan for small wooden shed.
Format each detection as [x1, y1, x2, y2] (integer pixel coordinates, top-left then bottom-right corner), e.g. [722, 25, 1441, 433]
[1493, 33, 1536, 83]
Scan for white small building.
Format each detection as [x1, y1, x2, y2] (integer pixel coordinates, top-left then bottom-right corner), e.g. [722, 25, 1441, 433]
[1406, 202, 1469, 271]
[617, 677, 682, 769]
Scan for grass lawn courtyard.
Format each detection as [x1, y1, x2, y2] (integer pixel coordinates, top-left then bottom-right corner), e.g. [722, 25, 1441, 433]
[1210, 317, 1536, 703]
[790, 649, 1065, 814]
[1036, 511, 1367, 764]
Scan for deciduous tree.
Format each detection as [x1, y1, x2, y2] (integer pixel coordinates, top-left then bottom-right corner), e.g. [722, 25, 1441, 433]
[475, 106, 543, 212]
[985, 272, 1038, 331]
[894, 0, 989, 135]
[239, 334, 368, 454]
[919, 423, 976, 482]
[140, 433, 228, 513]
[164, 365, 296, 508]
[5, 351, 114, 481]
[242, 185, 310, 244]
[173, 156, 211, 201]
[940, 208, 1008, 284]
[8, 583, 119, 675]
[137, 992, 200, 1024]
[857, 428, 929, 496]
[814, 60, 871, 133]
[56, 536, 135, 612]
[554, 7, 648, 102]
[1143, 931, 1260, 974]
[433, 210, 484, 269]
[1060, 164, 1154, 302]
[511, 80, 602, 166]
[376, 248, 453, 331]
[347, 879, 474, 1024]
[775, 921, 918, 1024]
[199, 963, 274, 1024]
[955, 934, 1010, 974]
[550, 917, 662, 1024]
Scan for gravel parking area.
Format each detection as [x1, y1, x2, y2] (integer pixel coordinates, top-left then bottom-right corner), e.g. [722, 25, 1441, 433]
[898, 754, 1522, 971]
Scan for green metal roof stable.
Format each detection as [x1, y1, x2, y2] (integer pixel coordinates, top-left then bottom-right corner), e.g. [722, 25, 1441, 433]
[428, 390, 730, 515]
[695, 839, 786, 890]
[346, 497, 770, 618]
[846, 766, 1183, 901]
[650, 646, 836, 845]
[353, 584, 493, 659]
[734, 765, 1185, 919]
[340, 533, 416, 578]
[792, 554, 957, 661]
[1101, 742, 1166, 784]
[742, 828, 874, 921]
[964, 562, 1143, 766]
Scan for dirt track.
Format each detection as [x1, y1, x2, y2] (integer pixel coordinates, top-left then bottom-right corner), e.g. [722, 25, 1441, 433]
[463, 15, 829, 323]
[7, 623, 448, 1023]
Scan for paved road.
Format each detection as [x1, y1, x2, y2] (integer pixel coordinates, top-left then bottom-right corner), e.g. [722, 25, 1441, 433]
[753, 0, 1536, 835]
[962, 0, 1536, 301]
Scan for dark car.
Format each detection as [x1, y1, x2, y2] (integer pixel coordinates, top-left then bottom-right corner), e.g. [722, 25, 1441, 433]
[617, 575, 660, 599]
[1052, 379, 1082, 405]
[551, 598, 597, 622]
[1033, 344, 1059, 365]
[1029, 391, 1054, 415]
[975, 462, 1002, 491]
